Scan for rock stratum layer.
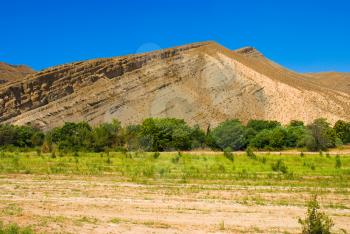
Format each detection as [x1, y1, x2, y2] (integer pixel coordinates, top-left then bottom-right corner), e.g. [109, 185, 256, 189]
[0, 42, 349, 130]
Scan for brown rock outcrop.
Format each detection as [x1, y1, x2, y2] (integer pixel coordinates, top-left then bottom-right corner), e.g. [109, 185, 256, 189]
[0, 42, 349, 130]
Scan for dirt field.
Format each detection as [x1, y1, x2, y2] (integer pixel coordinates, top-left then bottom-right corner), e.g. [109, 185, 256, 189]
[1, 174, 349, 234]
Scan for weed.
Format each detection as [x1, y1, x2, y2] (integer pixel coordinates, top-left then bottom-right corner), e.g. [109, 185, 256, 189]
[219, 220, 225, 230]
[110, 218, 122, 224]
[0, 221, 34, 234]
[2, 204, 23, 216]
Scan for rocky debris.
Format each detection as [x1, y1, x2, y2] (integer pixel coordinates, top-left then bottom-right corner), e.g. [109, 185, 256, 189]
[0, 41, 349, 130]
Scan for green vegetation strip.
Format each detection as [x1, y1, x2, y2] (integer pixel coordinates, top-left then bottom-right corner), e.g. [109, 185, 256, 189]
[0, 151, 349, 188]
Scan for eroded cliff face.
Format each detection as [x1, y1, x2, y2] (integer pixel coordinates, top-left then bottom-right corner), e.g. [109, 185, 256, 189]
[0, 42, 349, 130]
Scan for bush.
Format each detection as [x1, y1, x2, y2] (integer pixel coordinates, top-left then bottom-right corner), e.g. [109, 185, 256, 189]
[298, 195, 334, 234]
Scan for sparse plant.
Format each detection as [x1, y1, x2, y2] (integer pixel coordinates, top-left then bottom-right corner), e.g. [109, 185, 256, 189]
[51, 151, 56, 158]
[172, 151, 182, 164]
[335, 155, 342, 169]
[298, 195, 334, 234]
[106, 157, 112, 164]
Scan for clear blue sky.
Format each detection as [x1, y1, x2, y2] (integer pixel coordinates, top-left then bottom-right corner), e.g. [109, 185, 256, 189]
[0, 0, 349, 72]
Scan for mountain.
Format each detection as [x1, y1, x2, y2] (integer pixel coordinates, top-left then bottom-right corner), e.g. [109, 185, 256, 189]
[0, 62, 35, 85]
[0, 42, 349, 130]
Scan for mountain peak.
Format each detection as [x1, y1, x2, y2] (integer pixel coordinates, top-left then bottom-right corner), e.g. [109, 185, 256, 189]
[235, 46, 263, 58]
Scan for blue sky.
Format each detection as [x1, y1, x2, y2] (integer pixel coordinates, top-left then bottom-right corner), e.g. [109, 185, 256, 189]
[0, 0, 349, 72]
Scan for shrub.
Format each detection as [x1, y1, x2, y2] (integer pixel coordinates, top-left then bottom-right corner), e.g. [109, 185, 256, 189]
[298, 195, 334, 234]
[223, 147, 234, 162]
[271, 159, 288, 174]
[153, 152, 160, 159]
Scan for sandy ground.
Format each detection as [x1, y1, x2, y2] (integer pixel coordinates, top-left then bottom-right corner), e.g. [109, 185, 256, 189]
[0, 174, 349, 234]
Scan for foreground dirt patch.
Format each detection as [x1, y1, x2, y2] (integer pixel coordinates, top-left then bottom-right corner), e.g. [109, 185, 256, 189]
[0, 174, 349, 233]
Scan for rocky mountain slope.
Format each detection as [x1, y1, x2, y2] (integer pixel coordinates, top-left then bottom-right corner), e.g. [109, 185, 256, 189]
[0, 62, 35, 85]
[0, 42, 349, 130]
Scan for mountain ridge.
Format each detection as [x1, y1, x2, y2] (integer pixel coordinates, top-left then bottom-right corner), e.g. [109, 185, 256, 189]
[0, 41, 349, 130]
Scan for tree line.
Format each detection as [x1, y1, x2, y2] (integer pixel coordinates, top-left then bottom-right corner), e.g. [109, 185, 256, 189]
[0, 118, 349, 152]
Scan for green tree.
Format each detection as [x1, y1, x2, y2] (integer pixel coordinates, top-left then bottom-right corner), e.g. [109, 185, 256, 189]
[333, 120, 350, 144]
[210, 120, 248, 150]
[50, 122, 93, 151]
[307, 119, 337, 151]
[249, 127, 291, 150]
[246, 119, 281, 132]
[285, 124, 309, 148]
[93, 120, 123, 151]
[0, 124, 17, 146]
[190, 124, 206, 149]
[289, 120, 305, 127]
[140, 118, 194, 151]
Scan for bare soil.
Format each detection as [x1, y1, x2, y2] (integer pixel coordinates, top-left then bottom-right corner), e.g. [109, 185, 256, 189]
[0, 174, 349, 234]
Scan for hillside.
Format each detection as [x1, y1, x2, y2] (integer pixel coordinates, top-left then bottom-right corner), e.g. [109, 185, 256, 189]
[0, 41, 349, 130]
[0, 62, 35, 85]
[304, 72, 350, 95]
